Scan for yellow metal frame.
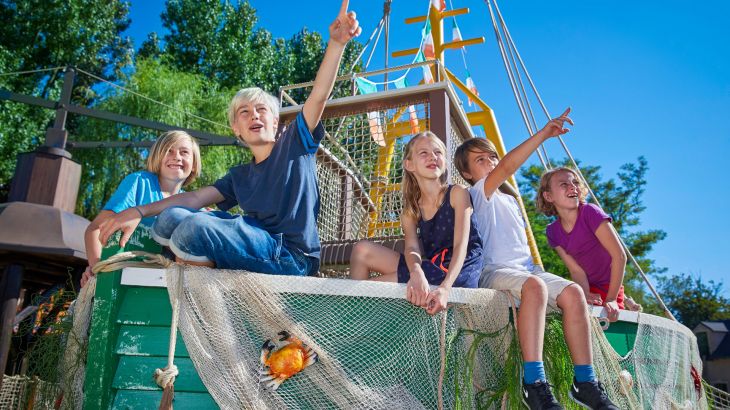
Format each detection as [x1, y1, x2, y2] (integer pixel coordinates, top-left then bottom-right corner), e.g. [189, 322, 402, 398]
[379, 4, 543, 266]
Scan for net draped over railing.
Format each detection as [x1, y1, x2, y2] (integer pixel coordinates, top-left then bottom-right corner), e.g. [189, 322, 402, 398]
[163, 264, 712, 410]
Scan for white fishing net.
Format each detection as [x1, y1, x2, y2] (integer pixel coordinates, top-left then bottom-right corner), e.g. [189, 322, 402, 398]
[162, 264, 714, 409]
[164, 265, 516, 409]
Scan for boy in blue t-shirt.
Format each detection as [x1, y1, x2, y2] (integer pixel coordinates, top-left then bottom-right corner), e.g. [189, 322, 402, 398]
[99, 0, 361, 275]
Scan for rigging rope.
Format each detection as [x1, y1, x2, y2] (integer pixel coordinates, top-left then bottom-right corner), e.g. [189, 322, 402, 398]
[0, 66, 66, 77]
[485, 0, 676, 321]
[484, 0, 548, 169]
[75, 68, 229, 130]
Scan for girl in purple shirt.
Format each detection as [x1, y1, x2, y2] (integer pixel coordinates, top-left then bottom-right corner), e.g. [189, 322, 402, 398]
[537, 167, 627, 320]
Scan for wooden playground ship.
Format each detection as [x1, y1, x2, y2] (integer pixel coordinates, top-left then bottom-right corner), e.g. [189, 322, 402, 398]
[1, 1, 728, 409]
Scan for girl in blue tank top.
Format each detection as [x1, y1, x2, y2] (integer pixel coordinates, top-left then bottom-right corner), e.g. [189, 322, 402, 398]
[350, 131, 483, 315]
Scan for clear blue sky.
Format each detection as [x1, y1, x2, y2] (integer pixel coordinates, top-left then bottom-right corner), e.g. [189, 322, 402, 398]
[126, 0, 730, 296]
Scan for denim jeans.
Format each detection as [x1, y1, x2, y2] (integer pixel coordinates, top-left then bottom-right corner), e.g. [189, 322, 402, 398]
[152, 206, 315, 276]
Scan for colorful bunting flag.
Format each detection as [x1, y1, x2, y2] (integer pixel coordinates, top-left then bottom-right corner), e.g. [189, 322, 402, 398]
[408, 105, 420, 134]
[368, 111, 385, 147]
[466, 71, 479, 106]
[452, 20, 462, 43]
[431, 0, 446, 12]
[355, 77, 377, 95]
[422, 20, 435, 60]
[422, 64, 434, 84]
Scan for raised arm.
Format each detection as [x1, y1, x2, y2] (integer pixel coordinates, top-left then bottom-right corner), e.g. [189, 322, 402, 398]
[425, 186, 472, 315]
[594, 220, 627, 321]
[401, 213, 429, 308]
[483, 108, 573, 199]
[302, 0, 361, 131]
[98, 186, 224, 248]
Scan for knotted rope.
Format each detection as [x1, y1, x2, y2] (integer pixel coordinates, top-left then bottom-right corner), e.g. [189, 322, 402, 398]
[154, 264, 184, 410]
[92, 251, 178, 409]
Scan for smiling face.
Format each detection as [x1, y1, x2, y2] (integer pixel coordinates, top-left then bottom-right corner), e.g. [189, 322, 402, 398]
[404, 136, 447, 180]
[158, 138, 195, 183]
[542, 169, 583, 212]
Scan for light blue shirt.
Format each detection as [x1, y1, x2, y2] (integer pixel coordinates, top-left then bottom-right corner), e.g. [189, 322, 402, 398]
[103, 171, 181, 226]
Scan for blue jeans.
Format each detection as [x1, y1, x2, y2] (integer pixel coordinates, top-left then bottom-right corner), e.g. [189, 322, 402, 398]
[152, 207, 315, 276]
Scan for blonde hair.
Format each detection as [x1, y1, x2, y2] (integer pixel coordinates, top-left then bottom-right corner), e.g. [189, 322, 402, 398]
[227, 87, 280, 128]
[146, 130, 201, 187]
[536, 167, 587, 217]
[401, 131, 448, 219]
[453, 137, 499, 185]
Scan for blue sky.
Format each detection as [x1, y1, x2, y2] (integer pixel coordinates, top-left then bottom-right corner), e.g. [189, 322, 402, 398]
[126, 0, 730, 296]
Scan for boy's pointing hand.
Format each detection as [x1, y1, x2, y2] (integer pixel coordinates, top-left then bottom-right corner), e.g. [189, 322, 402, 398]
[330, 0, 362, 45]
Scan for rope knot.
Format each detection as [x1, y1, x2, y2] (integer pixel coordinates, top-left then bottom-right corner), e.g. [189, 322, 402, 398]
[154, 365, 179, 388]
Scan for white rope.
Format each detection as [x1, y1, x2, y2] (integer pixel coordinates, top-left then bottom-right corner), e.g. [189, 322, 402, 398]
[484, 0, 548, 169]
[485, 0, 675, 320]
[0, 66, 65, 77]
[154, 264, 184, 390]
[91, 251, 173, 274]
[74, 68, 229, 129]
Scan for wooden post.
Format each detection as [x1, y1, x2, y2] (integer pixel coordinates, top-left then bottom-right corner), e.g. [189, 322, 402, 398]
[429, 89, 451, 153]
[0, 264, 23, 388]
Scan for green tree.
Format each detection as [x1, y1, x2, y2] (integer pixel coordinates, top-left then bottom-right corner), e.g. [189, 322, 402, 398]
[148, 0, 362, 95]
[71, 59, 241, 219]
[658, 273, 730, 330]
[519, 157, 667, 313]
[0, 0, 132, 188]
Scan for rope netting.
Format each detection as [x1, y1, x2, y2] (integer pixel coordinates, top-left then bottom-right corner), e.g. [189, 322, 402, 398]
[300, 99, 440, 268]
[156, 263, 712, 409]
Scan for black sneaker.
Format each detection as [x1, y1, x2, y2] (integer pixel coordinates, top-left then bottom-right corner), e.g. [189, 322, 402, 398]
[522, 380, 563, 410]
[569, 378, 619, 410]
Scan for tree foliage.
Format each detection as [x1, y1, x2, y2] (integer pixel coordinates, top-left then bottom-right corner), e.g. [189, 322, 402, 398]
[0, 0, 133, 191]
[519, 157, 667, 313]
[658, 273, 730, 330]
[2, 0, 364, 219]
[72, 58, 240, 219]
[149, 0, 362, 96]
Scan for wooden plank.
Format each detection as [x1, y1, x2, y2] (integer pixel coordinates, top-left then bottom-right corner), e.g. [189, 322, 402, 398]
[116, 325, 189, 357]
[121, 267, 166, 287]
[84, 228, 165, 409]
[112, 356, 207, 392]
[84, 267, 125, 410]
[117, 287, 172, 326]
[113, 390, 218, 409]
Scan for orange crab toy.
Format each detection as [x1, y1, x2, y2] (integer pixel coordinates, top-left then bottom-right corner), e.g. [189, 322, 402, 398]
[259, 330, 318, 390]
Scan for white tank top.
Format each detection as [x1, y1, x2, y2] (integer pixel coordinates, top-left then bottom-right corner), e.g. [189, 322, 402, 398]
[469, 177, 534, 271]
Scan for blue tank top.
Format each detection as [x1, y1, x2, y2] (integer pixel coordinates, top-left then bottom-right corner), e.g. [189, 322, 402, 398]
[417, 185, 483, 287]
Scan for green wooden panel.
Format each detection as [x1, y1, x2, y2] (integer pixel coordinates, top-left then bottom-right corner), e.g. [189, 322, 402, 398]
[85, 269, 125, 410]
[116, 325, 189, 357]
[112, 356, 207, 392]
[603, 320, 638, 357]
[113, 390, 218, 410]
[85, 227, 166, 409]
[117, 287, 172, 326]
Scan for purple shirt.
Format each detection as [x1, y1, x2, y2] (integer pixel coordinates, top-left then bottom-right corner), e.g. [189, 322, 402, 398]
[546, 203, 613, 290]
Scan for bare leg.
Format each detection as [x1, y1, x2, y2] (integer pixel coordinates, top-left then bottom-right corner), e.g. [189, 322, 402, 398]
[517, 276, 548, 362]
[349, 241, 400, 281]
[176, 256, 215, 268]
[557, 284, 592, 365]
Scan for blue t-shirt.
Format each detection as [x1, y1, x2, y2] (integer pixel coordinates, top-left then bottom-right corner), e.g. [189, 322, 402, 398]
[212, 111, 325, 259]
[103, 171, 179, 227]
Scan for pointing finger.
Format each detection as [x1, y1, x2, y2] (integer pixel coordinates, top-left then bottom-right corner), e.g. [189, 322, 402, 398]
[339, 0, 349, 16]
[561, 107, 571, 117]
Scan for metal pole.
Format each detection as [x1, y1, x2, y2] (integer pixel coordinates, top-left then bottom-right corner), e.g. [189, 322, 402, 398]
[42, 67, 76, 157]
[383, 0, 392, 90]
